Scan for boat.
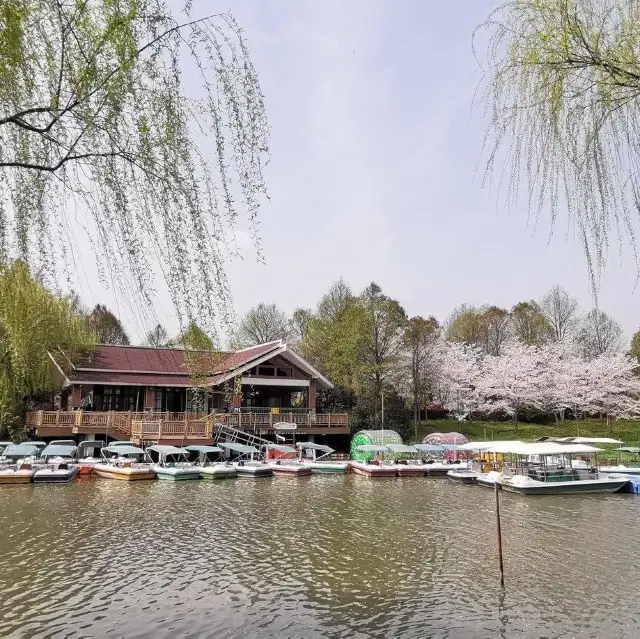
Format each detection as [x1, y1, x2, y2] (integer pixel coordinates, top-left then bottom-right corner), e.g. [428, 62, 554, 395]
[476, 470, 504, 488]
[350, 445, 397, 477]
[296, 442, 348, 474]
[148, 445, 201, 480]
[185, 445, 237, 480]
[265, 444, 312, 476]
[93, 445, 156, 480]
[489, 442, 631, 495]
[75, 440, 105, 475]
[446, 468, 481, 484]
[414, 443, 471, 476]
[218, 442, 273, 479]
[33, 443, 79, 483]
[0, 441, 13, 455]
[598, 446, 640, 476]
[0, 443, 40, 484]
[385, 444, 426, 476]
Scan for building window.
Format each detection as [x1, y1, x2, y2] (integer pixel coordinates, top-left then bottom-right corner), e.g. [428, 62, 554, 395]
[102, 387, 140, 411]
[154, 389, 164, 411]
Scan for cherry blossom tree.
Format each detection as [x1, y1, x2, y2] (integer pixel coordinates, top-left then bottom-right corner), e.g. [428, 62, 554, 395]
[436, 342, 484, 420]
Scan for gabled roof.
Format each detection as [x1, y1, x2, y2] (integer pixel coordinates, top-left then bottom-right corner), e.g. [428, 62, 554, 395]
[49, 340, 333, 389]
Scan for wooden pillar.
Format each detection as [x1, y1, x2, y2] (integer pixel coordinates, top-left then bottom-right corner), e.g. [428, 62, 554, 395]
[308, 378, 317, 410]
[70, 385, 82, 409]
[144, 387, 155, 411]
[232, 393, 241, 408]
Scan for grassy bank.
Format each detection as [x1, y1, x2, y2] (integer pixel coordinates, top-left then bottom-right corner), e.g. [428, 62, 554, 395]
[412, 418, 640, 447]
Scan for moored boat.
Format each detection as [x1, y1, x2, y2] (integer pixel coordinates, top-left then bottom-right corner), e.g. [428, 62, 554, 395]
[385, 444, 425, 477]
[265, 444, 311, 476]
[93, 445, 156, 480]
[486, 441, 631, 495]
[33, 443, 79, 483]
[148, 445, 201, 480]
[75, 440, 104, 475]
[0, 443, 40, 484]
[296, 442, 348, 474]
[218, 442, 273, 479]
[446, 468, 480, 484]
[350, 445, 397, 477]
[185, 445, 237, 479]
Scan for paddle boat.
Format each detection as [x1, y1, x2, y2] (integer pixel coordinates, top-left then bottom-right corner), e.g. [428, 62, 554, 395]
[93, 444, 156, 480]
[0, 441, 12, 455]
[147, 445, 201, 480]
[33, 443, 79, 483]
[0, 443, 40, 484]
[385, 444, 426, 476]
[488, 442, 630, 495]
[75, 441, 104, 475]
[446, 468, 481, 484]
[350, 445, 397, 477]
[413, 443, 470, 476]
[452, 441, 525, 487]
[218, 442, 273, 479]
[186, 445, 237, 479]
[296, 442, 348, 474]
[265, 444, 312, 476]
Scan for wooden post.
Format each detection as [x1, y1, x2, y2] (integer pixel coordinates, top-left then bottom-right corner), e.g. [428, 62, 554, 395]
[328, 413, 332, 428]
[495, 481, 505, 587]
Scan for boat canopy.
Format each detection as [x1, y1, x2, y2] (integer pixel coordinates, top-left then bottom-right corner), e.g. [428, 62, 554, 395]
[41, 444, 77, 458]
[27, 441, 47, 448]
[185, 445, 223, 454]
[264, 444, 297, 454]
[78, 441, 104, 451]
[218, 442, 260, 454]
[147, 445, 188, 455]
[386, 444, 419, 454]
[619, 447, 640, 453]
[355, 444, 389, 453]
[103, 444, 145, 455]
[0, 441, 13, 448]
[458, 440, 524, 451]
[49, 439, 77, 446]
[2, 443, 40, 457]
[108, 441, 136, 447]
[537, 436, 622, 445]
[295, 442, 334, 453]
[414, 443, 445, 452]
[486, 442, 601, 455]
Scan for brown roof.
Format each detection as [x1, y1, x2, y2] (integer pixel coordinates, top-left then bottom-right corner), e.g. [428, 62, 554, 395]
[51, 341, 285, 388]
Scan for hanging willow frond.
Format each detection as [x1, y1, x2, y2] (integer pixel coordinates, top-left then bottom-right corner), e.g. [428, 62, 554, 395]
[476, 0, 640, 292]
[0, 1, 269, 336]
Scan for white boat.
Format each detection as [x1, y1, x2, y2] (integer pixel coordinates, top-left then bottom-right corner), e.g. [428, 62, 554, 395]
[476, 470, 505, 488]
[0, 443, 40, 484]
[148, 445, 201, 480]
[413, 443, 471, 475]
[93, 444, 156, 480]
[385, 444, 426, 476]
[296, 442, 348, 474]
[598, 446, 640, 476]
[265, 444, 311, 476]
[486, 442, 631, 495]
[33, 443, 79, 483]
[446, 468, 480, 484]
[185, 445, 237, 479]
[218, 442, 273, 479]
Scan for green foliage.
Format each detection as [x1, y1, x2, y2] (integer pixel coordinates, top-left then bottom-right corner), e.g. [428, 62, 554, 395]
[0, 1, 269, 335]
[511, 301, 552, 345]
[233, 303, 291, 348]
[631, 329, 640, 362]
[0, 261, 94, 437]
[85, 304, 129, 345]
[172, 322, 213, 351]
[478, 0, 640, 291]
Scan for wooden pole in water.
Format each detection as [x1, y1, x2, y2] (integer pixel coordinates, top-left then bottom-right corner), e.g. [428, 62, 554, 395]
[494, 480, 505, 587]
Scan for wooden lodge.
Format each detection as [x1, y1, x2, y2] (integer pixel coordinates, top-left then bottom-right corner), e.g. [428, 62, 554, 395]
[26, 340, 349, 446]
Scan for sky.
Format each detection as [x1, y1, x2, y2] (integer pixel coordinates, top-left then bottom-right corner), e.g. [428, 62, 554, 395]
[72, 0, 640, 344]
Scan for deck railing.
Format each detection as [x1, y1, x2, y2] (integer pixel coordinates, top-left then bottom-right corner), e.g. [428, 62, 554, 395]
[26, 410, 349, 439]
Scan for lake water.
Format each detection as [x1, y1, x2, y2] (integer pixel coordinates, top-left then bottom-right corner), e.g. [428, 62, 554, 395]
[0, 476, 638, 638]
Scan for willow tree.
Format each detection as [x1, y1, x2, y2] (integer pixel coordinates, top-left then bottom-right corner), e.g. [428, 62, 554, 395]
[0, 261, 93, 436]
[477, 0, 640, 287]
[0, 1, 269, 335]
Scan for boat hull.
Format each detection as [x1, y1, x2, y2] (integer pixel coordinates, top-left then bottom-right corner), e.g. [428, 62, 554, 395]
[395, 465, 426, 477]
[93, 464, 156, 481]
[0, 470, 34, 484]
[350, 462, 397, 477]
[447, 469, 479, 484]
[269, 463, 312, 477]
[424, 463, 469, 476]
[302, 462, 347, 474]
[501, 477, 630, 495]
[599, 466, 640, 476]
[33, 467, 78, 483]
[199, 466, 237, 480]
[153, 466, 201, 481]
[234, 464, 273, 479]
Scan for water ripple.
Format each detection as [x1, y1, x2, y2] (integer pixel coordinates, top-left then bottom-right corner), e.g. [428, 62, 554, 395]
[0, 477, 640, 637]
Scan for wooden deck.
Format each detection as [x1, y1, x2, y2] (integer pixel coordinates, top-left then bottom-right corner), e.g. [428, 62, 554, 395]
[25, 410, 350, 444]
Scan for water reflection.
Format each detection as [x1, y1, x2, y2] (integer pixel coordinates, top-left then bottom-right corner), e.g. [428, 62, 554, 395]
[0, 477, 639, 637]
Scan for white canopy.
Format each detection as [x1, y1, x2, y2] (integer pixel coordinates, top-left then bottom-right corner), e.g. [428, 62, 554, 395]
[457, 440, 524, 451]
[485, 442, 602, 455]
